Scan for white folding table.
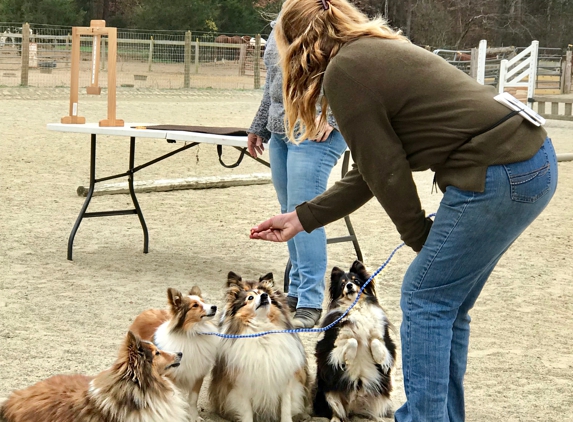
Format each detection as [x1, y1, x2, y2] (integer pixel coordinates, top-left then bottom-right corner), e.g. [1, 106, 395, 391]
[47, 123, 363, 282]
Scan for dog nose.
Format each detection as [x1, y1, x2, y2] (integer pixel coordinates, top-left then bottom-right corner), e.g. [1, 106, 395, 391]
[261, 293, 268, 300]
[177, 352, 183, 358]
[346, 283, 354, 290]
[211, 305, 217, 311]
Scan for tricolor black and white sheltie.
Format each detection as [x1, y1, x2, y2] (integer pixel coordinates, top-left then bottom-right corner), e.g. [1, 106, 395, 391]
[129, 286, 219, 422]
[0, 331, 188, 422]
[313, 261, 397, 421]
[209, 272, 310, 422]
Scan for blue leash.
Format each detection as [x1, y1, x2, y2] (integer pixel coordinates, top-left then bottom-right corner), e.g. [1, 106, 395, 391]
[200, 242, 406, 339]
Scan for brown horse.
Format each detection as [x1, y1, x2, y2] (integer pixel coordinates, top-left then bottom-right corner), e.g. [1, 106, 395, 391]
[214, 35, 250, 61]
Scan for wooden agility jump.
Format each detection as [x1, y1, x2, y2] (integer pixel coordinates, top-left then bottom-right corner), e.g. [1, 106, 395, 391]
[61, 20, 123, 127]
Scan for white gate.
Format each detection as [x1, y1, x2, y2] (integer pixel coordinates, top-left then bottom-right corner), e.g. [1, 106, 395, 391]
[498, 40, 539, 107]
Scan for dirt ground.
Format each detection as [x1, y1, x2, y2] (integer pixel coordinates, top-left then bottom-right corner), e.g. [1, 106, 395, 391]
[0, 87, 572, 421]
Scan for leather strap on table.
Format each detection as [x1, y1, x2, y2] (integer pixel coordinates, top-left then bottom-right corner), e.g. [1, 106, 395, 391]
[217, 145, 246, 168]
[141, 125, 248, 136]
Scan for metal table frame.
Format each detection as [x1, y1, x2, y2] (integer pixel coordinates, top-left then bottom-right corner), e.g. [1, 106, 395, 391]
[47, 123, 363, 265]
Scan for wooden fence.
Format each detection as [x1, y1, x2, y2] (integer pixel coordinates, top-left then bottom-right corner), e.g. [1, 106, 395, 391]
[0, 24, 266, 90]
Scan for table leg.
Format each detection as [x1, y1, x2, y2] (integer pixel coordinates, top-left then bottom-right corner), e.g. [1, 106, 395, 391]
[67, 135, 150, 260]
[336, 150, 363, 261]
[128, 137, 149, 253]
[67, 134, 97, 261]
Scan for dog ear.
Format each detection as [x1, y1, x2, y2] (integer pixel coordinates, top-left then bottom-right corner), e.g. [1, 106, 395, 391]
[350, 261, 376, 295]
[259, 272, 274, 288]
[227, 271, 243, 288]
[189, 286, 202, 297]
[124, 331, 148, 385]
[125, 331, 143, 365]
[331, 266, 345, 282]
[125, 330, 140, 352]
[167, 288, 184, 311]
[350, 260, 370, 281]
[329, 267, 345, 301]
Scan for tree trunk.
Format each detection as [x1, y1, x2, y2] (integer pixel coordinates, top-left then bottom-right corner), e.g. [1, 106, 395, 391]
[405, 0, 413, 37]
[102, 0, 110, 21]
[547, 0, 552, 32]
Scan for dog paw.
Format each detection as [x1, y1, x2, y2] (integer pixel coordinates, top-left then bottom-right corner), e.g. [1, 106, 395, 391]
[344, 338, 358, 364]
[190, 416, 204, 422]
[370, 339, 386, 365]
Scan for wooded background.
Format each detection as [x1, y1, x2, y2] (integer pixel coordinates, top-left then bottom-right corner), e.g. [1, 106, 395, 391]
[1, 0, 572, 50]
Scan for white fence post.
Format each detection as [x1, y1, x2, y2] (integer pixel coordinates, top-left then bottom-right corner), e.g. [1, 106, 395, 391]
[476, 39, 487, 85]
[527, 40, 539, 106]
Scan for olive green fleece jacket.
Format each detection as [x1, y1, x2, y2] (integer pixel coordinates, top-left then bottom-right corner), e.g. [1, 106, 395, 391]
[296, 37, 547, 252]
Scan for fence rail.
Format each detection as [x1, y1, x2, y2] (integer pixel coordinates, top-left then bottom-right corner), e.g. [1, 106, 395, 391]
[0, 23, 267, 90]
[434, 45, 567, 94]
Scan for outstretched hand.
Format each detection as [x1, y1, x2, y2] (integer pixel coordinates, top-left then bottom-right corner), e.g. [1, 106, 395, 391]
[250, 211, 304, 242]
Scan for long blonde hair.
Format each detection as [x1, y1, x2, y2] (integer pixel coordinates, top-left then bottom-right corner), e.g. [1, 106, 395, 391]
[274, 0, 409, 143]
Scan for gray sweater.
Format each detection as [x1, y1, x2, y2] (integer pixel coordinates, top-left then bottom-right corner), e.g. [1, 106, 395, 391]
[248, 24, 338, 141]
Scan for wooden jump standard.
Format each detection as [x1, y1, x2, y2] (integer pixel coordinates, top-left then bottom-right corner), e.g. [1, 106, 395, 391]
[61, 20, 123, 127]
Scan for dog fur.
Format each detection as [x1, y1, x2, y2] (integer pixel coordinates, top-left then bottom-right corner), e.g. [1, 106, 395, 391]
[313, 261, 397, 422]
[129, 286, 219, 422]
[209, 272, 310, 422]
[0, 331, 188, 422]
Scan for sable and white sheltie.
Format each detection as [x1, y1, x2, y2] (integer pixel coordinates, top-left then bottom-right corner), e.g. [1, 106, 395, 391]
[129, 286, 219, 422]
[313, 261, 397, 422]
[209, 272, 310, 422]
[0, 331, 188, 422]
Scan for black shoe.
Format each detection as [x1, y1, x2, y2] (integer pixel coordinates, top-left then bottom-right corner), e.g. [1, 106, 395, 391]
[287, 296, 298, 313]
[293, 308, 322, 328]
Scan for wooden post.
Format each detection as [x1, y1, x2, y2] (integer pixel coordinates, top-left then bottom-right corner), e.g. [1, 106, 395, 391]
[61, 26, 85, 124]
[469, 47, 478, 79]
[101, 37, 107, 71]
[194, 38, 199, 74]
[254, 34, 261, 89]
[20, 23, 30, 87]
[184, 31, 191, 88]
[564, 50, 572, 94]
[148, 36, 154, 72]
[561, 60, 566, 94]
[66, 33, 70, 67]
[99, 26, 123, 127]
[238, 44, 247, 76]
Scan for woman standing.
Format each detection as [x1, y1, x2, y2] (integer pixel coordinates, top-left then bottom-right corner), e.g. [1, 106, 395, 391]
[247, 20, 347, 328]
[250, 0, 558, 420]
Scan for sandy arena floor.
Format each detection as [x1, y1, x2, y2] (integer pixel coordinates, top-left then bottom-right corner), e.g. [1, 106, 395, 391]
[0, 87, 572, 421]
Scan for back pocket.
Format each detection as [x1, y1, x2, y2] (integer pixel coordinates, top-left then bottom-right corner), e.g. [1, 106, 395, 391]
[503, 145, 551, 203]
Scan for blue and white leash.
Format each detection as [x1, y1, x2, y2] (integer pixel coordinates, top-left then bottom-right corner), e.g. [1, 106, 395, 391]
[200, 242, 406, 339]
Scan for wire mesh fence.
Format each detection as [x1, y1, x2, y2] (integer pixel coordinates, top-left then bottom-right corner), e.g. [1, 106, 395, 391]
[0, 23, 267, 90]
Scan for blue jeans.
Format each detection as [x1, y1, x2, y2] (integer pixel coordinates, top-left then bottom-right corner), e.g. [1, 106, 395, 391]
[269, 131, 347, 309]
[395, 138, 558, 422]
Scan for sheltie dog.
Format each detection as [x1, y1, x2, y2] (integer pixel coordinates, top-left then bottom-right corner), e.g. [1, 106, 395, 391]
[313, 261, 397, 421]
[0, 331, 188, 422]
[209, 272, 310, 422]
[129, 286, 219, 422]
